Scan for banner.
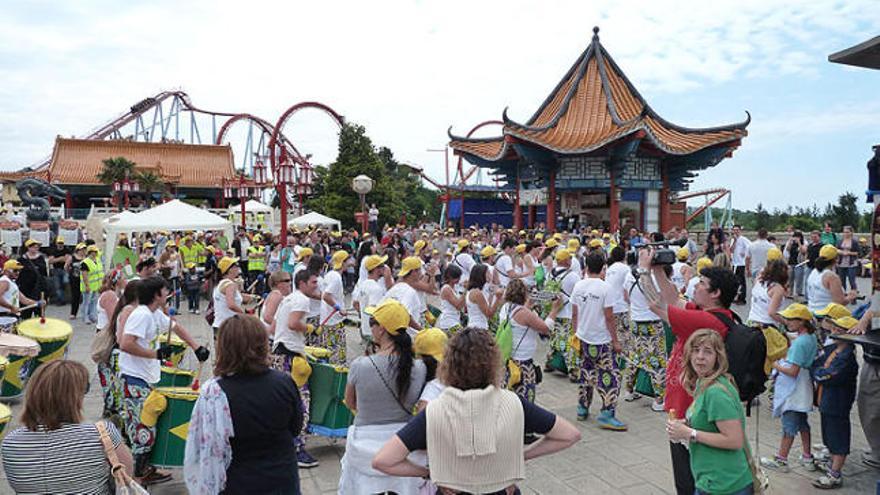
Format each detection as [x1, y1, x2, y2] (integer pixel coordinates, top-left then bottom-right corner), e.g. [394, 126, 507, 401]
[519, 188, 547, 206]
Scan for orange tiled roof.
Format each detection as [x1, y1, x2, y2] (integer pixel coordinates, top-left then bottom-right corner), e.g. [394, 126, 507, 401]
[450, 28, 749, 160]
[4, 137, 236, 187]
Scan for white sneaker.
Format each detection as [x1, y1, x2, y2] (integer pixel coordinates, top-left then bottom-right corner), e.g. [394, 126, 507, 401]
[760, 456, 790, 473]
[651, 400, 665, 412]
[801, 456, 817, 472]
[812, 473, 842, 489]
[623, 392, 642, 402]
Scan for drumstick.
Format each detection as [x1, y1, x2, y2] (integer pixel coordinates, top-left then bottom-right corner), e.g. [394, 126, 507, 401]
[164, 308, 176, 367]
[39, 292, 45, 324]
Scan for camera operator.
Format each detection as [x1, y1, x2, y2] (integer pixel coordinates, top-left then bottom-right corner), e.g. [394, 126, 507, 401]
[633, 246, 738, 495]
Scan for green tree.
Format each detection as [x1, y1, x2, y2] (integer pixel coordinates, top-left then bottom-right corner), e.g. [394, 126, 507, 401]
[135, 171, 166, 200]
[96, 156, 137, 184]
[830, 192, 861, 229]
[754, 203, 770, 230]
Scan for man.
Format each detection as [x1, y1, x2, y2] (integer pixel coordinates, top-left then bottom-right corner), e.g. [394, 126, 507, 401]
[746, 228, 773, 279]
[118, 276, 208, 484]
[271, 268, 320, 468]
[544, 249, 583, 381]
[633, 247, 737, 495]
[628, 228, 646, 250]
[622, 256, 666, 411]
[135, 257, 159, 279]
[247, 235, 267, 294]
[494, 239, 519, 289]
[433, 230, 451, 261]
[384, 256, 426, 333]
[571, 252, 625, 429]
[320, 250, 349, 365]
[293, 247, 313, 278]
[355, 254, 389, 338]
[729, 225, 750, 304]
[853, 308, 880, 470]
[232, 228, 250, 263]
[17, 239, 48, 320]
[0, 260, 42, 316]
[680, 229, 699, 263]
[46, 236, 71, 305]
[820, 222, 838, 247]
[368, 203, 379, 236]
[79, 245, 104, 324]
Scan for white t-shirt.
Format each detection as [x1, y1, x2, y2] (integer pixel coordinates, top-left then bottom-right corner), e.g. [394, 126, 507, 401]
[385, 282, 422, 327]
[357, 278, 387, 337]
[604, 262, 630, 314]
[320, 270, 344, 326]
[624, 271, 661, 321]
[118, 305, 170, 384]
[418, 378, 446, 403]
[547, 266, 581, 319]
[495, 254, 514, 288]
[730, 236, 750, 267]
[453, 253, 475, 291]
[571, 278, 614, 345]
[671, 261, 687, 292]
[747, 239, 774, 275]
[273, 290, 310, 354]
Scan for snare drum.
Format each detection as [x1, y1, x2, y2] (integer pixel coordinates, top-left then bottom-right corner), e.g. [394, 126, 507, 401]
[155, 333, 187, 367]
[150, 387, 199, 468]
[17, 317, 73, 377]
[0, 402, 10, 437]
[0, 316, 18, 334]
[0, 333, 40, 399]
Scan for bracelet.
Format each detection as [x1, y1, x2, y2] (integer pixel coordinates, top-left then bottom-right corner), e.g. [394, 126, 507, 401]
[690, 429, 698, 443]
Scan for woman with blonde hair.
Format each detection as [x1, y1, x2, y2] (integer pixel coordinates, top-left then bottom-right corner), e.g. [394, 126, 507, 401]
[261, 270, 292, 339]
[2, 360, 134, 494]
[666, 329, 754, 495]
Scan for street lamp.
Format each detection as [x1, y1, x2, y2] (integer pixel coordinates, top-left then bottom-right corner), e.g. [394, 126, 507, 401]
[352, 174, 373, 235]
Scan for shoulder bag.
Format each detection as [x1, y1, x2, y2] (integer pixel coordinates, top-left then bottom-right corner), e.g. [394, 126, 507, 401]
[96, 421, 149, 495]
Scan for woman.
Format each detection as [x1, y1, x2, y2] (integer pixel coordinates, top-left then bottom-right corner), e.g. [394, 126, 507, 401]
[96, 270, 125, 335]
[500, 279, 559, 404]
[517, 243, 537, 288]
[159, 242, 182, 311]
[185, 315, 303, 494]
[213, 256, 257, 333]
[98, 280, 139, 422]
[465, 263, 504, 331]
[414, 327, 448, 413]
[785, 231, 806, 298]
[836, 226, 858, 294]
[267, 241, 283, 275]
[261, 270, 292, 339]
[372, 327, 581, 494]
[2, 360, 134, 494]
[69, 242, 86, 320]
[747, 258, 788, 331]
[436, 264, 465, 335]
[806, 245, 857, 313]
[666, 329, 754, 495]
[339, 299, 426, 494]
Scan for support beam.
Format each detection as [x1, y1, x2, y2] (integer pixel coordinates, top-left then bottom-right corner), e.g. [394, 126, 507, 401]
[528, 205, 536, 229]
[609, 169, 619, 233]
[660, 167, 670, 232]
[547, 170, 557, 232]
[513, 177, 522, 230]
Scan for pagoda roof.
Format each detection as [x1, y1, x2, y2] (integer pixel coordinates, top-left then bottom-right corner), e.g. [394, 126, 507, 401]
[0, 137, 235, 187]
[450, 27, 749, 161]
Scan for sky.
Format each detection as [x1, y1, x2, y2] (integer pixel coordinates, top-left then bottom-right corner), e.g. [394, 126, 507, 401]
[1, 0, 878, 213]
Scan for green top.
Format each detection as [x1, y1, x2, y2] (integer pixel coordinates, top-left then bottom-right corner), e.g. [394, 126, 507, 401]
[686, 375, 753, 495]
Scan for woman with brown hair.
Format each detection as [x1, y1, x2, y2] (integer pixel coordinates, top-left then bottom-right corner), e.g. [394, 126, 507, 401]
[666, 329, 753, 495]
[185, 314, 303, 494]
[372, 327, 581, 494]
[95, 279, 138, 423]
[1, 360, 134, 494]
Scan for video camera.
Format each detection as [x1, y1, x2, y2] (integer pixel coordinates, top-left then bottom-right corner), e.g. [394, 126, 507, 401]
[640, 238, 688, 266]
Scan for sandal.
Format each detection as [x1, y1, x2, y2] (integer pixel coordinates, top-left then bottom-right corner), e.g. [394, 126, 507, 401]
[138, 465, 172, 486]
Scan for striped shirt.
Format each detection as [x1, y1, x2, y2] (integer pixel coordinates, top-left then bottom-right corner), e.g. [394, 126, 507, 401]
[1, 421, 122, 494]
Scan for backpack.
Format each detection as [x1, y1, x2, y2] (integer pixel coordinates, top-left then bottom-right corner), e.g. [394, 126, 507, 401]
[711, 311, 767, 415]
[495, 304, 523, 363]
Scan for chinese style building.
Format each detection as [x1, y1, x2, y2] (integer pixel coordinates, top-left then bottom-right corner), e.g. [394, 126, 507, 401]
[0, 137, 235, 212]
[449, 27, 749, 233]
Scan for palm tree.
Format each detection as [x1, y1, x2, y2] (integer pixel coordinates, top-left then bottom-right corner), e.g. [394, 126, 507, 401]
[135, 171, 166, 201]
[96, 156, 137, 185]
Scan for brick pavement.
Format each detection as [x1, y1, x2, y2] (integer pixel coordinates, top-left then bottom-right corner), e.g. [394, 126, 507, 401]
[0, 285, 877, 494]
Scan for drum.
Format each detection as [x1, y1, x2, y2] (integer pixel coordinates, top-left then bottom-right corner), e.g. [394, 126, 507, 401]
[0, 333, 40, 399]
[307, 361, 353, 438]
[157, 366, 195, 388]
[0, 402, 10, 437]
[155, 333, 186, 367]
[17, 318, 73, 377]
[304, 346, 331, 363]
[0, 356, 7, 388]
[150, 387, 199, 468]
[0, 316, 18, 334]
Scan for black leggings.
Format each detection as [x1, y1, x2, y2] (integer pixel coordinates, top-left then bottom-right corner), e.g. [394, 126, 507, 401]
[670, 441, 695, 495]
[69, 276, 81, 317]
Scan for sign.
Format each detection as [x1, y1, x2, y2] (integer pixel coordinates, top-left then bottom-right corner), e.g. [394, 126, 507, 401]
[519, 188, 547, 206]
[28, 222, 49, 231]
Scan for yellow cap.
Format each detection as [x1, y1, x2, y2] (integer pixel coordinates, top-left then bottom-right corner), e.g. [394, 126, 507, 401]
[535, 233, 544, 240]
[591, 229, 599, 235]
[515, 243, 526, 254]
[819, 244, 838, 260]
[480, 245, 497, 258]
[814, 303, 851, 320]
[87, 245, 99, 253]
[185, 262, 196, 269]
[778, 303, 812, 321]
[75, 243, 87, 251]
[696, 257, 713, 273]
[365, 299, 409, 335]
[552, 233, 563, 241]
[143, 242, 155, 248]
[555, 249, 571, 262]
[218, 256, 240, 275]
[588, 239, 603, 249]
[567, 239, 580, 250]
[766, 247, 783, 261]
[859, 237, 868, 244]
[414, 328, 448, 361]
[414, 240, 427, 254]
[165, 240, 176, 248]
[24, 239, 39, 247]
[297, 247, 313, 261]
[365, 254, 388, 272]
[253, 234, 263, 242]
[3, 260, 23, 271]
[676, 247, 690, 261]
[457, 239, 469, 249]
[398, 256, 423, 278]
[447, 227, 455, 233]
[545, 238, 559, 249]
[55, 236, 64, 244]
[330, 231, 342, 238]
[602, 233, 611, 239]
[330, 250, 349, 270]
[518, 230, 526, 236]
[831, 316, 859, 330]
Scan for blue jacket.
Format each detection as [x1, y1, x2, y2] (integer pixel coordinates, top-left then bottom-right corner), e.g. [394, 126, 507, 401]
[811, 343, 858, 417]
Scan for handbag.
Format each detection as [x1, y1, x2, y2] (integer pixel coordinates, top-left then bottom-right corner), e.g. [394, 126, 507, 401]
[90, 328, 115, 365]
[96, 421, 149, 495]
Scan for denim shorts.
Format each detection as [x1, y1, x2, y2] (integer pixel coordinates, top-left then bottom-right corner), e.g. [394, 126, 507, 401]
[821, 413, 851, 455]
[781, 410, 810, 437]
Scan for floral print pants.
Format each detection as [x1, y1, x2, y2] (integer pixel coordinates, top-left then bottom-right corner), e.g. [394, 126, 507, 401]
[625, 319, 667, 401]
[579, 342, 621, 413]
[269, 352, 311, 451]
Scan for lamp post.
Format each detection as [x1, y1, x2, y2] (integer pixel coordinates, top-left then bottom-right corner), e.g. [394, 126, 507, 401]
[351, 175, 373, 235]
[237, 174, 249, 229]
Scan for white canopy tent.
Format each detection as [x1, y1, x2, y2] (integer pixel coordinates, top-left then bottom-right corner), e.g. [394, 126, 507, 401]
[102, 210, 138, 226]
[103, 200, 233, 263]
[228, 200, 275, 230]
[289, 211, 342, 231]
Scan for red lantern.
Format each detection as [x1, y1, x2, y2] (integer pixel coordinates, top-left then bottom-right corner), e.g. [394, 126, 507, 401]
[253, 160, 267, 185]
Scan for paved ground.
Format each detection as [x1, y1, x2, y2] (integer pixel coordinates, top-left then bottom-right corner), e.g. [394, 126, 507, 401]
[0, 278, 878, 494]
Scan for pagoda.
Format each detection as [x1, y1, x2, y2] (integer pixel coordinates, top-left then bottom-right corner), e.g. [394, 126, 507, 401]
[449, 27, 749, 233]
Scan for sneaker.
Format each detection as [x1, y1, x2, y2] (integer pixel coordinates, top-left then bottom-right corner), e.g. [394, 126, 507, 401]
[812, 474, 842, 489]
[297, 449, 319, 468]
[623, 392, 642, 402]
[801, 455, 818, 472]
[651, 400, 665, 412]
[597, 410, 627, 431]
[760, 456, 790, 473]
[193, 309, 200, 315]
[577, 405, 589, 421]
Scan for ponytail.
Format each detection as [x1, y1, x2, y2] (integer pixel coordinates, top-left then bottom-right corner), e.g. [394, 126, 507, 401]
[389, 331, 414, 399]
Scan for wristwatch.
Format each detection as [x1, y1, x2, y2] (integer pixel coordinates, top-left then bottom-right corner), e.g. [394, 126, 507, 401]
[689, 429, 698, 443]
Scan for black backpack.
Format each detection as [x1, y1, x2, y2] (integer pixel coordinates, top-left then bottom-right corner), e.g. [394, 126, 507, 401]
[711, 311, 767, 415]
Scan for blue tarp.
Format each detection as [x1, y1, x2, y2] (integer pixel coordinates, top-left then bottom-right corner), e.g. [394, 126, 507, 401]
[448, 199, 546, 228]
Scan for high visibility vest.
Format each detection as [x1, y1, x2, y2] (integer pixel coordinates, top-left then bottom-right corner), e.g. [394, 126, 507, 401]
[247, 246, 266, 271]
[194, 242, 207, 264]
[81, 257, 104, 292]
[180, 245, 198, 266]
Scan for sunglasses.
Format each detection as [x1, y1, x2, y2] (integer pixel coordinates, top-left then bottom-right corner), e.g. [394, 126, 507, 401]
[369, 318, 379, 327]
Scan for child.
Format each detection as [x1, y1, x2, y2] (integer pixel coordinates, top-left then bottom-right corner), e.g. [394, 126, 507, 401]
[761, 303, 818, 473]
[182, 262, 202, 314]
[810, 316, 859, 489]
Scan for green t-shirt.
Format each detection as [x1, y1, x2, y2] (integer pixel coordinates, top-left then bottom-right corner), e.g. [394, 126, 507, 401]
[686, 376, 753, 495]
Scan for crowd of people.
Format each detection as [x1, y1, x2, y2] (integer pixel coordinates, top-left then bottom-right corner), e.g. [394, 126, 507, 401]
[0, 219, 876, 494]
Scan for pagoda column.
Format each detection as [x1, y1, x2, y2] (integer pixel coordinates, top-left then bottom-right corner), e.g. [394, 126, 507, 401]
[609, 169, 619, 234]
[528, 205, 536, 229]
[513, 177, 522, 230]
[547, 169, 557, 232]
[660, 167, 670, 233]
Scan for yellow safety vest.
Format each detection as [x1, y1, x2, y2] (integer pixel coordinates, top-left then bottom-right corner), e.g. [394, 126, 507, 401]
[180, 245, 198, 266]
[194, 242, 207, 264]
[81, 257, 104, 292]
[247, 246, 266, 271]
